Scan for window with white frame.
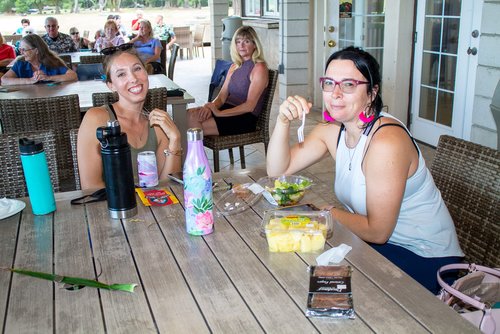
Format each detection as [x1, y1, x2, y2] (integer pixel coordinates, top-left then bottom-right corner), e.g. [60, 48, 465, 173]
[244, 0, 279, 18]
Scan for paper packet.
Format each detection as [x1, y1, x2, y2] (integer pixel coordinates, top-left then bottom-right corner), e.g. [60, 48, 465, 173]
[135, 188, 179, 207]
[305, 265, 355, 319]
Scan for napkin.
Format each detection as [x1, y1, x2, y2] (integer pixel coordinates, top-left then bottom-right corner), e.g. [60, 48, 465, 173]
[316, 243, 352, 265]
[247, 183, 278, 206]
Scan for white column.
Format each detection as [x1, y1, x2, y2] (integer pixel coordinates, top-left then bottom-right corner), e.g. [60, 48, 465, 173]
[280, 0, 311, 101]
[209, 0, 229, 68]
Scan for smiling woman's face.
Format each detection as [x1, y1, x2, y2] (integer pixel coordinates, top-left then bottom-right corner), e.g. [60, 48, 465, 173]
[106, 52, 149, 103]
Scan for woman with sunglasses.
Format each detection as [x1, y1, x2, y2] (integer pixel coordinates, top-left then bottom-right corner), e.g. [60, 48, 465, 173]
[266, 46, 463, 294]
[77, 47, 181, 190]
[1, 34, 77, 85]
[69, 27, 90, 50]
[186, 26, 268, 136]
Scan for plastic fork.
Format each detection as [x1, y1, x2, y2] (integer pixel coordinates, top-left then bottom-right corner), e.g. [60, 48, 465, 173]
[297, 111, 306, 143]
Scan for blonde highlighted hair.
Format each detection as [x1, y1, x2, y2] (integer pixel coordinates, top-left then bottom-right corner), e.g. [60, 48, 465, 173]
[229, 26, 266, 68]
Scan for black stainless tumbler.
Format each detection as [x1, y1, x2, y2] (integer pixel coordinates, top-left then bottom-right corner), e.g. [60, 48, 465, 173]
[96, 120, 137, 219]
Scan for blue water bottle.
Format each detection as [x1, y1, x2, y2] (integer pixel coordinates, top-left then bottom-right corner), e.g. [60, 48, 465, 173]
[19, 138, 56, 215]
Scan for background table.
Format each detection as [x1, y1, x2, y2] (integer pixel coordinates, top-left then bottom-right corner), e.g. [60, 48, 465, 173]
[0, 169, 479, 333]
[0, 74, 195, 155]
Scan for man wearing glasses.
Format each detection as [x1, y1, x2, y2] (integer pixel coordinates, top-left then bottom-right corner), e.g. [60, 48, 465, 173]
[42, 17, 77, 54]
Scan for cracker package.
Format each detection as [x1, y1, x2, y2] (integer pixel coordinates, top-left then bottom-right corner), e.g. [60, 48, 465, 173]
[136, 188, 179, 207]
[305, 265, 355, 319]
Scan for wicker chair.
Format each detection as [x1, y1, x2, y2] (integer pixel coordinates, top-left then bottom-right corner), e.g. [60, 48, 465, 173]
[80, 54, 105, 64]
[168, 43, 180, 81]
[0, 94, 81, 191]
[69, 128, 81, 190]
[430, 135, 500, 267]
[192, 25, 206, 58]
[159, 40, 167, 75]
[92, 87, 168, 111]
[204, 69, 278, 172]
[173, 26, 192, 59]
[0, 130, 59, 198]
[59, 54, 72, 68]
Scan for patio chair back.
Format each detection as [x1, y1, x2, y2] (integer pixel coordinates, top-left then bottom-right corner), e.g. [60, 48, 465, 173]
[192, 25, 206, 57]
[80, 54, 105, 64]
[430, 135, 500, 267]
[203, 69, 278, 172]
[76, 63, 104, 81]
[168, 43, 180, 80]
[69, 128, 80, 190]
[59, 54, 72, 68]
[0, 94, 81, 191]
[173, 26, 192, 59]
[92, 87, 168, 112]
[0, 130, 59, 198]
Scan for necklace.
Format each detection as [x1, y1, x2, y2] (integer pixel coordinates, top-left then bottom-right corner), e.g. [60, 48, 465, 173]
[345, 134, 362, 171]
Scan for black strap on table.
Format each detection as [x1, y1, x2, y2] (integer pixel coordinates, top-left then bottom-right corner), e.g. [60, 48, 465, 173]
[70, 188, 107, 205]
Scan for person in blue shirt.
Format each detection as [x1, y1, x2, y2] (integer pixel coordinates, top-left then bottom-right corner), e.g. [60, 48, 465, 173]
[130, 20, 163, 74]
[13, 18, 30, 35]
[1, 34, 77, 86]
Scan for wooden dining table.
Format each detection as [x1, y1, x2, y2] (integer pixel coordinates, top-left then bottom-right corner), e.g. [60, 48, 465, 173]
[0, 74, 195, 154]
[0, 169, 478, 333]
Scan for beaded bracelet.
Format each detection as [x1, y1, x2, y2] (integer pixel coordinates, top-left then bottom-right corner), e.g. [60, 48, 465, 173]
[164, 148, 183, 156]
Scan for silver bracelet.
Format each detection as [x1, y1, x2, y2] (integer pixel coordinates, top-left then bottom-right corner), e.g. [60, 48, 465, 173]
[164, 148, 183, 156]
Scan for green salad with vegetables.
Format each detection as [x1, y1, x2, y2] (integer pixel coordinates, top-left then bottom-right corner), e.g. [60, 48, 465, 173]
[266, 178, 312, 206]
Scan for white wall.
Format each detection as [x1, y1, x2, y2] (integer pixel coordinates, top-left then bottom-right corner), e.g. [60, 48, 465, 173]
[471, 0, 500, 148]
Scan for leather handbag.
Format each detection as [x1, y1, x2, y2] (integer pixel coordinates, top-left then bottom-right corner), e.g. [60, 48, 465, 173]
[437, 263, 500, 334]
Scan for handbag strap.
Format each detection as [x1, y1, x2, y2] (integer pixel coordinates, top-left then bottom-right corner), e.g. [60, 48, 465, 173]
[437, 263, 500, 310]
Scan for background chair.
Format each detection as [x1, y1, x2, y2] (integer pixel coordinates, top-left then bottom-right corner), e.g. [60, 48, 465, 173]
[192, 25, 206, 58]
[76, 63, 104, 81]
[204, 69, 278, 172]
[207, 59, 232, 102]
[173, 26, 193, 59]
[80, 54, 105, 64]
[0, 130, 59, 198]
[59, 54, 72, 68]
[0, 94, 81, 191]
[430, 135, 500, 267]
[159, 40, 167, 75]
[92, 87, 168, 112]
[168, 43, 179, 80]
[69, 128, 80, 190]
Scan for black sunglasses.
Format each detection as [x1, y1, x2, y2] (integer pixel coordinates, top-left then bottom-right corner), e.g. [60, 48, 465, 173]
[100, 43, 134, 55]
[70, 31, 79, 35]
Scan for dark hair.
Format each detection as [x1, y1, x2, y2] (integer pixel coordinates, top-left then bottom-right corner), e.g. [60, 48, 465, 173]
[325, 46, 383, 120]
[102, 48, 145, 83]
[21, 18, 30, 25]
[107, 14, 114, 20]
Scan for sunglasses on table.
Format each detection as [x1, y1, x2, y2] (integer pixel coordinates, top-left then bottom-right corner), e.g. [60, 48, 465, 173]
[100, 43, 134, 55]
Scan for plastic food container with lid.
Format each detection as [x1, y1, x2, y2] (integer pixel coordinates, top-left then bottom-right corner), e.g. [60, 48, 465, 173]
[257, 175, 313, 206]
[261, 210, 333, 253]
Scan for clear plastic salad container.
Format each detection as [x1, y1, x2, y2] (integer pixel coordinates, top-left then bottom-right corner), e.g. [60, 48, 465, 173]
[257, 175, 313, 206]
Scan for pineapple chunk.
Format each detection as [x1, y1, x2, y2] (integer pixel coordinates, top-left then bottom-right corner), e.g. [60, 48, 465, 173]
[300, 234, 312, 253]
[311, 233, 326, 252]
